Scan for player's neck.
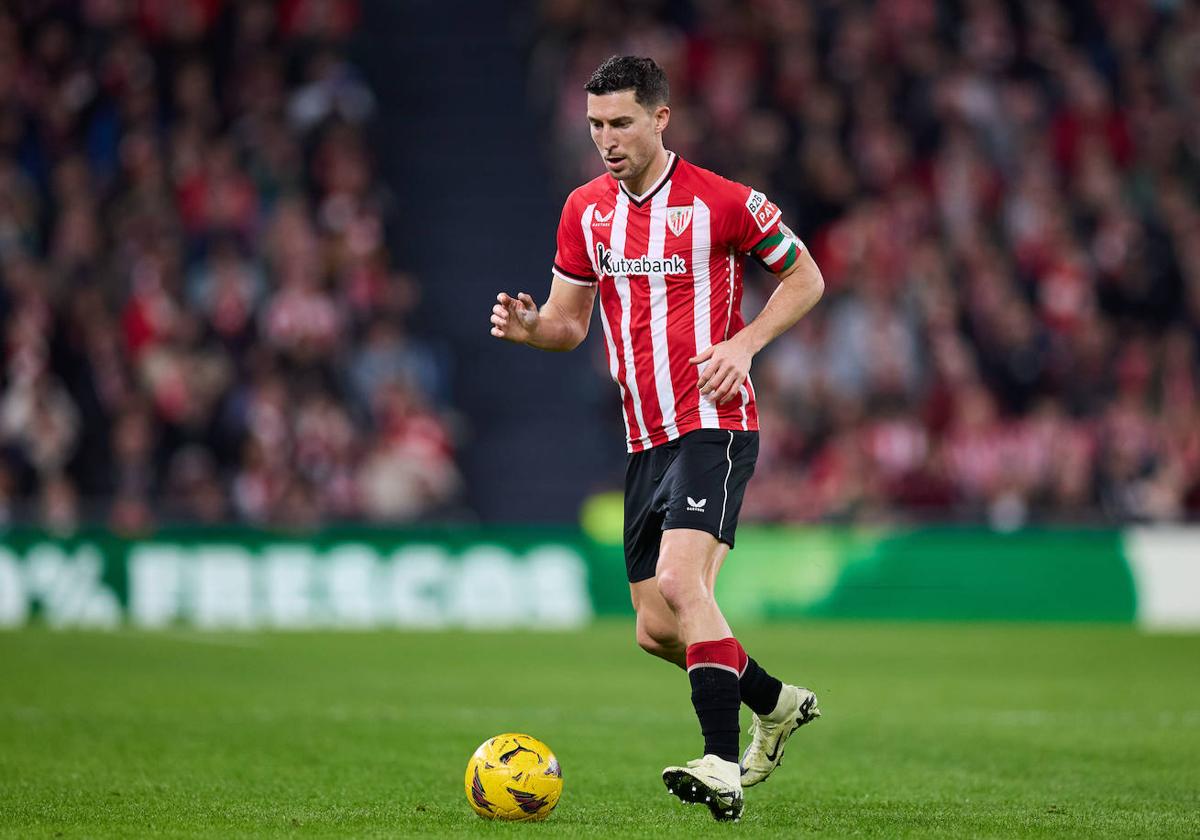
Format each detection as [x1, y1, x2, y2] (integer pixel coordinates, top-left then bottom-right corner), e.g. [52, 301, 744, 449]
[622, 147, 671, 197]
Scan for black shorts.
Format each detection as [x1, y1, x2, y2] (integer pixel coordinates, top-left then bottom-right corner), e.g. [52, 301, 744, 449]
[623, 429, 759, 583]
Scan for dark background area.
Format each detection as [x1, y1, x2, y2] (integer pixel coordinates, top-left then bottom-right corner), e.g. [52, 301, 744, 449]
[357, 1, 617, 523]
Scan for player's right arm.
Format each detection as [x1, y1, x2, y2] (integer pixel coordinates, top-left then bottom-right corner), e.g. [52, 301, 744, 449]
[491, 190, 599, 352]
[490, 279, 596, 351]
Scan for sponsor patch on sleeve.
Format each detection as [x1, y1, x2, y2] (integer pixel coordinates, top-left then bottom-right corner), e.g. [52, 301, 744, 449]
[745, 189, 781, 233]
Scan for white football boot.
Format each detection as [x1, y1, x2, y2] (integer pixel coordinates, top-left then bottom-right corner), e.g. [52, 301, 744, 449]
[739, 683, 821, 787]
[662, 754, 744, 821]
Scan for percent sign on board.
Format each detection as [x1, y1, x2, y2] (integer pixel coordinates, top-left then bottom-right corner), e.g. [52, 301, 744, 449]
[18, 545, 121, 628]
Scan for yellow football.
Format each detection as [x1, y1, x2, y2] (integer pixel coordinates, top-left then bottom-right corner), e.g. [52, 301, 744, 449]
[464, 733, 562, 821]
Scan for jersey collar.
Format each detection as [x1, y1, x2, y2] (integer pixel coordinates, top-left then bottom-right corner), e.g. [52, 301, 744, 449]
[617, 151, 678, 207]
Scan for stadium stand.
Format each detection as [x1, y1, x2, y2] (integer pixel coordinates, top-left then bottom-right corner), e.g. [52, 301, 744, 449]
[0, 0, 461, 529]
[4, 0, 1199, 530]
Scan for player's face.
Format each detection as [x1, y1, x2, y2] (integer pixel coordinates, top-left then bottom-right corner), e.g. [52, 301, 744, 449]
[587, 91, 669, 183]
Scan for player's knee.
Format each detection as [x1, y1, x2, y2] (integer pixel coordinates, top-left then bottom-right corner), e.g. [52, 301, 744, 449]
[654, 564, 708, 615]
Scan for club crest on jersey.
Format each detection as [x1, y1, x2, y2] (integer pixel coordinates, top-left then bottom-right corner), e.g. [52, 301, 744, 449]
[595, 242, 686, 277]
[594, 207, 614, 225]
[666, 206, 693, 236]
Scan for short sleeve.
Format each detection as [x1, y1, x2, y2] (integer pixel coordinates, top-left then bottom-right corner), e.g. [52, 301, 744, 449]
[730, 187, 807, 275]
[551, 196, 597, 286]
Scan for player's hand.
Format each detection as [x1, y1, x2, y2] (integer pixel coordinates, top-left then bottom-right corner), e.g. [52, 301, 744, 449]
[490, 292, 540, 344]
[690, 338, 753, 405]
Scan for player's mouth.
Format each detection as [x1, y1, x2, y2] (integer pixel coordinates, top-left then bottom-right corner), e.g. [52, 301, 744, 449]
[605, 155, 626, 170]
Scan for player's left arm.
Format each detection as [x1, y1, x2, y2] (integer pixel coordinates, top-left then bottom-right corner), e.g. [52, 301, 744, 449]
[691, 243, 824, 405]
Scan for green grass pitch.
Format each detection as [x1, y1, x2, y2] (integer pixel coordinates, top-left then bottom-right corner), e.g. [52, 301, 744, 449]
[2, 621, 1198, 838]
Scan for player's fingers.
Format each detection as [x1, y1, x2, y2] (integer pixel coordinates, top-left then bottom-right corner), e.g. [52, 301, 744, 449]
[698, 359, 727, 391]
[497, 292, 512, 305]
[689, 346, 715, 365]
[707, 368, 740, 400]
[517, 292, 537, 310]
[716, 372, 747, 404]
[491, 313, 507, 326]
[703, 369, 730, 398]
[493, 304, 507, 316]
[491, 326, 503, 338]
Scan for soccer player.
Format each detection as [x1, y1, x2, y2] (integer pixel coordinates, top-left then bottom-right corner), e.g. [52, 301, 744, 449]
[489, 56, 824, 821]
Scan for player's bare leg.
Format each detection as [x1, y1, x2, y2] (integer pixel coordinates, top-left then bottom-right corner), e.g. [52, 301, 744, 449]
[654, 528, 731, 643]
[631, 539, 736, 667]
[629, 544, 737, 667]
[630, 578, 686, 667]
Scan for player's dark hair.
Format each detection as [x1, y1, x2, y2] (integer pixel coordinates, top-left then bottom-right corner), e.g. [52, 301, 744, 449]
[584, 56, 669, 107]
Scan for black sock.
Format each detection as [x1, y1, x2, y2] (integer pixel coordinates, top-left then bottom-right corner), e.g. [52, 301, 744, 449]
[688, 666, 741, 763]
[739, 657, 783, 717]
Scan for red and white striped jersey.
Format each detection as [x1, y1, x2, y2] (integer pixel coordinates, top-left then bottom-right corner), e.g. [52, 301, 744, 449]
[551, 151, 805, 453]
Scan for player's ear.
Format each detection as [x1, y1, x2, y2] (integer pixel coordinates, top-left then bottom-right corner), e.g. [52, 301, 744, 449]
[654, 104, 670, 135]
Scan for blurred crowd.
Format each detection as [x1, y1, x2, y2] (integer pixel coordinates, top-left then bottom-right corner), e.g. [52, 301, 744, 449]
[0, 0, 461, 531]
[523, 0, 1200, 525]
